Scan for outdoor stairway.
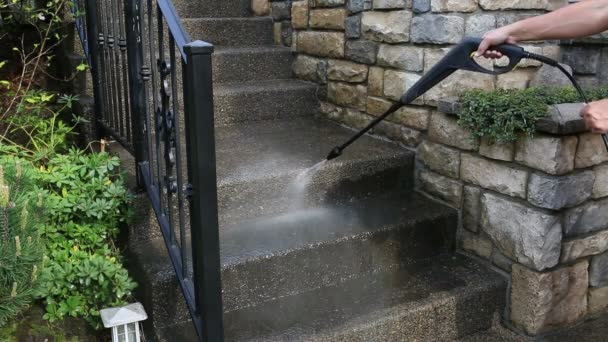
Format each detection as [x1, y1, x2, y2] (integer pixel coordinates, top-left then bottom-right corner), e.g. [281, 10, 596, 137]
[127, 0, 509, 341]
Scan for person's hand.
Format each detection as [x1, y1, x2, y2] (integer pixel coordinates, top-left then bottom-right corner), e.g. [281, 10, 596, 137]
[475, 27, 520, 58]
[580, 99, 608, 134]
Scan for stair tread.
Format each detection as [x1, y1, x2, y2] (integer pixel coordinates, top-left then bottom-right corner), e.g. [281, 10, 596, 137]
[157, 254, 507, 341]
[220, 192, 454, 266]
[214, 45, 292, 55]
[182, 16, 272, 24]
[236, 254, 506, 341]
[215, 117, 407, 186]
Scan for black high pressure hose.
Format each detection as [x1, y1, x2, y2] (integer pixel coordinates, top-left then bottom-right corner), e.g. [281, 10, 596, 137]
[326, 37, 608, 161]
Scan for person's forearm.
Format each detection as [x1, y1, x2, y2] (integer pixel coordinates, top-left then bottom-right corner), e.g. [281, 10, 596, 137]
[504, 0, 608, 41]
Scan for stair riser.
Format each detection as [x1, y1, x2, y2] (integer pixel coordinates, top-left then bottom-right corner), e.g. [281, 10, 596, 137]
[182, 18, 274, 47]
[173, 0, 251, 18]
[214, 84, 319, 125]
[213, 49, 293, 83]
[218, 158, 414, 226]
[139, 214, 456, 328]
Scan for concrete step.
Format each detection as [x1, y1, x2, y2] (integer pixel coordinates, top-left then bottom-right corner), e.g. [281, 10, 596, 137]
[155, 254, 507, 341]
[213, 46, 293, 83]
[215, 117, 414, 225]
[128, 193, 458, 333]
[182, 17, 274, 47]
[214, 80, 318, 125]
[173, 0, 251, 18]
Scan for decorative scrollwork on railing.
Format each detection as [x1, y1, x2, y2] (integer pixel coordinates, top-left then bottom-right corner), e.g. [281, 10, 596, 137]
[158, 58, 177, 194]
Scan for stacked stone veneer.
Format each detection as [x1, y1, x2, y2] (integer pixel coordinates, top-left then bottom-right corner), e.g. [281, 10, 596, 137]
[253, 0, 570, 151]
[423, 100, 608, 336]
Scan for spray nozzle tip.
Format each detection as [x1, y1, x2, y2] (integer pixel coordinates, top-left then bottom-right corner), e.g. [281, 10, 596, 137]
[326, 147, 342, 161]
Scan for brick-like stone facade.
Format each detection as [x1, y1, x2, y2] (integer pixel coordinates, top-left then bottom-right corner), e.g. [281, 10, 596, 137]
[255, 0, 608, 336]
[432, 100, 608, 335]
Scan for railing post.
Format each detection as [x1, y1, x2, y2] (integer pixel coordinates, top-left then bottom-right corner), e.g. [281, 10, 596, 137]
[83, 0, 103, 140]
[183, 40, 224, 342]
[124, 0, 148, 186]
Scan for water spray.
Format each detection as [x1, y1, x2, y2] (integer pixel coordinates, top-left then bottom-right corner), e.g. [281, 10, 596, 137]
[326, 37, 608, 161]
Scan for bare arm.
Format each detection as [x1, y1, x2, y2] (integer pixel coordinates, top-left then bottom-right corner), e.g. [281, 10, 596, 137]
[477, 0, 608, 56]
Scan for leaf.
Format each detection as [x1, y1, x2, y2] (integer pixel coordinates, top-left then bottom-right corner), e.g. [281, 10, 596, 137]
[76, 63, 88, 72]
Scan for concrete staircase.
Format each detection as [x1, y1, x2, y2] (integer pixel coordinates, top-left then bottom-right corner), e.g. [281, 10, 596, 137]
[127, 0, 508, 341]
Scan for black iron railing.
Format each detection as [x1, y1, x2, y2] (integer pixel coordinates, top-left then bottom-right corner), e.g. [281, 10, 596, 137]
[74, 0, 223, 340]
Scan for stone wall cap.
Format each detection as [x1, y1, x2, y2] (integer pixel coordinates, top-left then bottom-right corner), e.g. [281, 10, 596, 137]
[438, 100, 588, 135]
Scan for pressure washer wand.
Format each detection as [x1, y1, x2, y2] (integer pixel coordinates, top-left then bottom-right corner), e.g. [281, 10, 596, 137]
[326, 37, 608, 161]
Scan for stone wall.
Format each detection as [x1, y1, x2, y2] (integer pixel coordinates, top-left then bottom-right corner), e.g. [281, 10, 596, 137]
[426, 100, 608, 336]
[254, 0, 570, 151]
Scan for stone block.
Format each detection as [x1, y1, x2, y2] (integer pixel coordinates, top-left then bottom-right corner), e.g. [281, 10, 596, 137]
[273, 22, 282, 45]
[418, 140, 460, 178]
[428, 111, 479, 151]
[411, 15, 465, 44]
[511, 261, 588, 335]
[530, 63, 573, 88]
[373, 0, 409, 8]
[291, 1, 309, 29]
[536, 103, 587, 135]
[563, 198, 608, 238]
[297, 31, 345, 58]
[366, 96, 392, 116]
[461, 154, 527, 198]
[345, 14, 362, 39]
[496, 69, 534, 89]
[463, 185, 481, 233]
[383, 70, 422, 103]
[377, 45, 424, 71]
[593, 164, 608, 199]
[561, 230, 608, 263]
[328, 82, 367, 111]
[412, 0, 430, 13]
[589, 287, 608, 316]
[292, 55, 327, 84]
[252, 0, 270, 16]
[576, 133, 608, 169]
[527, 171, 594, 210]
[309, 8, 346, 30]
[496, 13, 538, 27]
[418, 169, 463, 207]
[547, 0, 568, 11]
[479, 138, 515, 162]
[347, 0, 365, 13]
[431, 0, 477, 12]
[392, 106, 430, 130]
[465, 14, 496, 38]
[479, 0, 548, 10]
[361, 10, 412, 43]
[314, 0, 346, 6]
[327, 59, 368, 83]
[320, 101, 345, 121]
[345, 40, 377, 64]
[272, 1, 292, 20]
[374, 121, 422, 147]
[590, 251, 608, 288]
[342, 108, 373, 129]
[368, 66, 384, 96]
[460, 230, 493, 259]
[515, 135, 577, 175]
[481, 193, 561, 271]
[562, 46, 600, 75]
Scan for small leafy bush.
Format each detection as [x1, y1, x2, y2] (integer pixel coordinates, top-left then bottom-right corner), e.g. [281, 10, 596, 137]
[34, 149, 136, 329]
[458, 86, 608, 143]
[0, 157, 46, 327]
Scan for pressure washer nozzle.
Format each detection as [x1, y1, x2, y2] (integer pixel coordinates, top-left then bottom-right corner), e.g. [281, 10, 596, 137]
[326, 147, 343, 161]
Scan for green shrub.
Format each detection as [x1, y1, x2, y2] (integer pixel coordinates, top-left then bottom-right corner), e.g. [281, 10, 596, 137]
[35, 149, 136, 329]
[457, 86, 608, 144]
[0, 157, 46, 327]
